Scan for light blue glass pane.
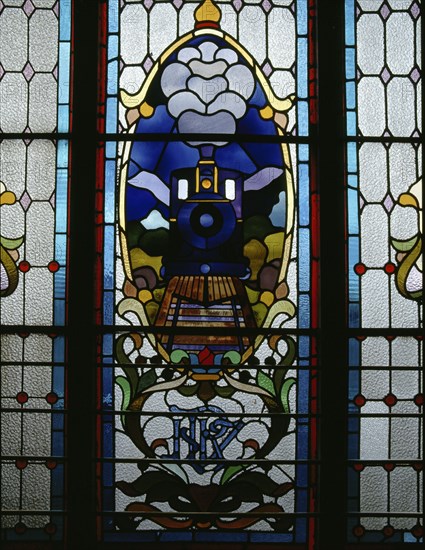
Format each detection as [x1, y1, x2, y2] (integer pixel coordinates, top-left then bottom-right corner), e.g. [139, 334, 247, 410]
[348, 235, 359, 266]
[108, 0, 119, 33]
[345, 0, 355, 46]
[349, 338, 360, 367]
[55, 233, 67, 264]
[53, 336, 65, 362]
[58, 43, 70, 104]
[298, 163, 309, 226]
[297, 101, 309, 136]
[345, 48, 355, 79]
[299, 294, 310, 328]
[347, 188, 359, 235]
[106, 141, 117, 159]
[297, 366, 310, 414]
[104, 291, 114, 324]
[104, 225, 114, 290]
[57, 105, 69, 133]
[55, 169, 68, 232]
[57, 141, 68, 168]
[297, 38, 308, 99]
[55, 267, 66, 298]
[346, 111, 356, 136]
[108, 35, 119, 60]
[348, 371, 359, 400]
[298, 228, 310, 291]
[348, 303, 359, 327]
[53, 300, 65, 326]
[107, 61, 118, 96]
[105, 161, 116, 224]
[346, 81, 356, 109]
[59, 0, 71, 41]
[299, 335, 309, 358]
[106, 98, 118, 133]
[347, 174, 358, 189]
[53, 364, 65, 395]
[296, 0, 308, 36]
[103, 334, 113, 356]
[298, 143, 309, 162]
[346, 142, 357, 173]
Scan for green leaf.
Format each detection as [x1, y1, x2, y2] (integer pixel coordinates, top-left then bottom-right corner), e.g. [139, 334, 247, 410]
[116, 375, 131, 429]
[0, 236, 24, 250]
[220, 464, 248, 485]
[257, 371, 275, 396]
[391, 235, 418, 252]
[170, 349, 190, 364]
[178, 384, 199, 397]
[137, 369, 157, 392]
[215, 385, 236, 398]
[222, 350, 241, 365]
[280, 377, 296, 413]
[115, 335, 139, 396]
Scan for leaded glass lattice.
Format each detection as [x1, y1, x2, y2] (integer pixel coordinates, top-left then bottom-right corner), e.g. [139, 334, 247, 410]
[99, 0, 318, 544]
[345, 0, 423, 544]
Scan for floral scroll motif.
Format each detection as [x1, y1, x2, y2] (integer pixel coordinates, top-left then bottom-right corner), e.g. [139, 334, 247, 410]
[391, 178, 423, 302]
[0, 182, 24, 298]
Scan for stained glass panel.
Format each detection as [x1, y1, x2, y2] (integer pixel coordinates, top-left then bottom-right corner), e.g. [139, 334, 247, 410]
[99, 0, 317, 544]
[0, 333, 66, 540]
[345, 0, 423, 544]
[348, 336, 423, 543]
[0, 0, 71, 542]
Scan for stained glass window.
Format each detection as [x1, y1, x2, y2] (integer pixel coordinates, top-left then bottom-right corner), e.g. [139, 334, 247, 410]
[345, 0, 423, 544]
[98, 0, 317, 544]
[0, 1, 423, 548]
[0, 0, 71, 541]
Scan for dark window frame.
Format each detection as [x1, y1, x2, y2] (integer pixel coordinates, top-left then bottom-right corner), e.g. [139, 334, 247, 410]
[1, 1, 423, 549]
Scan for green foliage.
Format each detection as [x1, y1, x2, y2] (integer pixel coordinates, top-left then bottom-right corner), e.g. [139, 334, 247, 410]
[137, 369, 157, 392]
[139, 228, 169, 256]
[220, 464, 247, 485]
[170, 349, 190, 364]
[126, 220, 145, 249]
[116, 376, 131, 429]
[257, 371, 276, 396]
[280, 378, 296, 413]
[243, 215, 275, 243]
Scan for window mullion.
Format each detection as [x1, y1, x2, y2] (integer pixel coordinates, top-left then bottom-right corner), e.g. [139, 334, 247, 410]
[317, 1, 348, 549]
[67, 0, 100, 547]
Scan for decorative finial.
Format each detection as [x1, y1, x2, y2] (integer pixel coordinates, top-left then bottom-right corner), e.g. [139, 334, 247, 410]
[194, 0, 221, 29]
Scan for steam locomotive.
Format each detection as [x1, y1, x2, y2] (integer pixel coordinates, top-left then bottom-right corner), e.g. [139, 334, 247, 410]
[162, 159, 250, 279]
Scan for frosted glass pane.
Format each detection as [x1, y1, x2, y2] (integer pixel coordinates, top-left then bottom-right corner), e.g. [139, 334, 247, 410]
[0, 7, 28, 71]
[149, 3, 177, 60]
[357, 14, 384, 75]
[357, 77, 385, 136]
[239, 6, 266, 64]
[0, 140, 68, 326]
[353, 143, 422, 328]
[29, 9, 58, 71]
[358, 143, 387, 202]
[120, 4, 147, 65]
[360, 205, 388, 266]
[386, 12, 414, 75]
[353, 0, 421, 137]
[0, 1, 69, 134]
[361, 271, 389, 327]
[268, 7, 295, 69]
